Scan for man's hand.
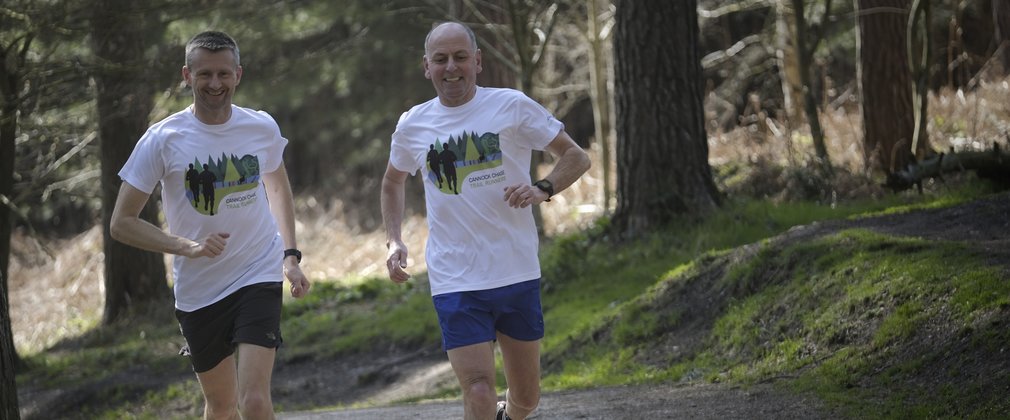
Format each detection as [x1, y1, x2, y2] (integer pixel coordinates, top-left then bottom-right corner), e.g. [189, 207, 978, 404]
[284, 260, 311, 298]
[504, 184, 548, 208]
[385, 240, 410, 283]
[181, 232, 230, 258]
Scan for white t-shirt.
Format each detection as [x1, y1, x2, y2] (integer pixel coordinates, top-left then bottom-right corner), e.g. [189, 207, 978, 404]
[390, 87, 563, 296]
[119, 105, 287, 311]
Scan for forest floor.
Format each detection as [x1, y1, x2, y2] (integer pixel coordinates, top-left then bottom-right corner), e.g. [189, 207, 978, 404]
[12, 135, 1010, 419]
[264, 190, 1010, 419]
[13, 189, 1010, 419]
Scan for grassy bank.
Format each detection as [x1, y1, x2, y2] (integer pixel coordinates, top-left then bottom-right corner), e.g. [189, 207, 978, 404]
[15, 180, 1005, 418]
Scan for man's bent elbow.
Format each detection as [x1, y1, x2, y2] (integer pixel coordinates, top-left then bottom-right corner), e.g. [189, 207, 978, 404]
[576, 148, 592, 173]
[109, 221, 124, 243]
[109, 218, 130, 244]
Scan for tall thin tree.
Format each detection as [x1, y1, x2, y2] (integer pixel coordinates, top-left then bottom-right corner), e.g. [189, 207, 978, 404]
[993, 0, 1010, 75]
[611, 0, 720, 236]
[0, 12, 36, 419]
[857, 0, 928, 174]
[90, 2, 170, 324]
[586, 0, 614, 211]
[792, 0, 831, 165]
[908, 0, 930, 156]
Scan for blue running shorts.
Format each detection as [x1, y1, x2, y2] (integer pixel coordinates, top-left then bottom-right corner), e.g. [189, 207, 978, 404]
[432, 278, 545, 351]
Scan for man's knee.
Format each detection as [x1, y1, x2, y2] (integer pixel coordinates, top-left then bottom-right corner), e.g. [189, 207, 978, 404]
[507, 387, 539, 413]
[204, 398, 237, 420]
[463, 376, 495, 396]
[238, 391, 272, 417]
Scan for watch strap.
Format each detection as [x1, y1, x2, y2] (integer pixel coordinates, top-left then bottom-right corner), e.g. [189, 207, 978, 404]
[283, 248, 302, 263]
[533, 179, 554, 202]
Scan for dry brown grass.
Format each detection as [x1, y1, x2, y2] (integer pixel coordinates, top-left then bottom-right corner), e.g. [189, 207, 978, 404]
[9, 227, 106, 354]
[11, 75, 1010, 356]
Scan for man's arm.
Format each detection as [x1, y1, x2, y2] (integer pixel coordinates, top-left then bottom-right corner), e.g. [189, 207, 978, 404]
[262, 163, 310, 298]
[504, 130, 591, 208]
[540, 130, 592, 194]
[110, 182, 228, 258]
[381, 162, 411, 283]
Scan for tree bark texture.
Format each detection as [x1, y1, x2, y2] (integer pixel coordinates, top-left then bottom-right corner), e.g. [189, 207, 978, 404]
[791, 0, 829, 163]
[1, 35, 32, 417]
[775, 0, 804, 129]
[0, 270, 18, 420]
[908, 0, 931, 157]
[587, 0, 614, 210]
[90, 1, 170, 324]
[857, 0, 919, 174]
[0, 47, 21, 338]
[612, 0, 720, 236]
[995, 0, 1010, 75]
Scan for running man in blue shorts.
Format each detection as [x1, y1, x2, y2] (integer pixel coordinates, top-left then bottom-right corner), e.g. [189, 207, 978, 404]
[381, 22, 591, 420]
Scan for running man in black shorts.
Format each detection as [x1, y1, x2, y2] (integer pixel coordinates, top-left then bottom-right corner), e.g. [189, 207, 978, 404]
[111, 31, 310, 418]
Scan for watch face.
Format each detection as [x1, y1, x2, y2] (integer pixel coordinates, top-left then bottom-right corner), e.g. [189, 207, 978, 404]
[535, 180, 553, 196]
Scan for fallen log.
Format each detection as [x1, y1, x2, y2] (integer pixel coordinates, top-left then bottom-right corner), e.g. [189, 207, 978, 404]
[885, 142, 1010, 192]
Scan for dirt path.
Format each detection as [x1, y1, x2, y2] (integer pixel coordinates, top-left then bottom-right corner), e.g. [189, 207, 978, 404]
[278, 382, 840, 419]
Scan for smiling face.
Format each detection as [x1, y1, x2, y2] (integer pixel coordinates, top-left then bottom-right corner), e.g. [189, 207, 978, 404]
[423, 23, 482, 107]
[182, 48, 242, 124]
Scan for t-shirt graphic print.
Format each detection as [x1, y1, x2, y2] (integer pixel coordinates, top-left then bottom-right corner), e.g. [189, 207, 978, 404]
[426, 131, 502, 196]
[390, 87, 564, 295]
[119, 104, 287, 311]
[184, 153, 262, 216]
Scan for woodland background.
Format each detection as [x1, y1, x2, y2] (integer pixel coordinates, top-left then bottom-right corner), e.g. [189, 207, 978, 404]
[3, 0, 1010, 418]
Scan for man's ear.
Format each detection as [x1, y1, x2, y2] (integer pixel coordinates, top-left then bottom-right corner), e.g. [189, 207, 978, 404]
[181, 65, 191, 87]
[422, 56, 431, 80]
[475, 49, 482, 74]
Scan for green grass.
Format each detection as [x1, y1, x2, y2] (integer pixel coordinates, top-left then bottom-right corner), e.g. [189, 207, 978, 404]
[540, 222, 1008, 417]
[280, 275, 441, 359]
[537, 187, 973, 357]
[17, 181, 1007, 417]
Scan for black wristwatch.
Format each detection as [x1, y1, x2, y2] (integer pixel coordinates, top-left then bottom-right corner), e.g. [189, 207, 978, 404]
[533, 179, 554, 202]
[283, 248, 302, 263]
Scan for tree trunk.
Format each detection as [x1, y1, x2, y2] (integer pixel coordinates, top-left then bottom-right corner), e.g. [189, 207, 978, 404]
[612, 0, 720, 237]
[0, 56, 20, 348]
[0, 269, 18, 420]
[90, 1, 170, 324]
[0, 61, 17, 326]
[856, 0, 917, 174]
[0, 36, 33, 413]
[994, 0, 1010, 75]
[792, 0, 830, 164]
[775, 0, 804, 130]
[908, 0, 931, 158]
[587, 0, 614, 211]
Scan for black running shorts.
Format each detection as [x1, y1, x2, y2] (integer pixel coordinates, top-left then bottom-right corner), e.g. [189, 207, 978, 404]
[175, 281, 283, 373]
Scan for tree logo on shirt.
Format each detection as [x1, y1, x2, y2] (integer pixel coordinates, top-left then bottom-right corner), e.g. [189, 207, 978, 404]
[427, 131, 503, 195]
[184, 153, 261, 216]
